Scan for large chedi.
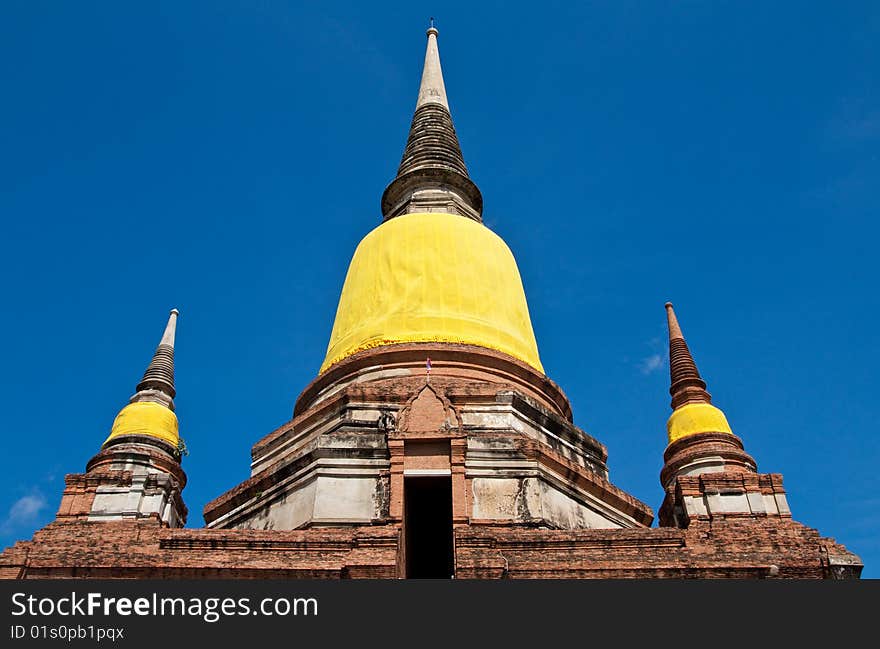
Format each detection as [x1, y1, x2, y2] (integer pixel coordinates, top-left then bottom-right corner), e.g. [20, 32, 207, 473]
[0, 25, 861, 580]
[202, 26, 651, 551]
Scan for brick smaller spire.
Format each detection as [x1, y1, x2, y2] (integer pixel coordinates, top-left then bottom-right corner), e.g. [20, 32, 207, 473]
[69, 308, 189, 527]
[665, 302, 712, 409]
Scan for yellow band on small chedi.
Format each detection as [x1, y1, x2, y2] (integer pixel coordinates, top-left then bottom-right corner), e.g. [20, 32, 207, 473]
[104, 401, 179, 448]
[666, 402, 733, 444]
[321, 212, 544, 373]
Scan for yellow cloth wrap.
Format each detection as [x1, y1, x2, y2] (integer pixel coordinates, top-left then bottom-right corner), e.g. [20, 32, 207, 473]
[321, 212, 544, 373]
[666, 402, 734, 444]
[104, 401, 179, 447]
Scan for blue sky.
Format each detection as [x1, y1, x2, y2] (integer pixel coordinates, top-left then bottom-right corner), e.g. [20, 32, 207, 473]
[1, 2, 877, 577]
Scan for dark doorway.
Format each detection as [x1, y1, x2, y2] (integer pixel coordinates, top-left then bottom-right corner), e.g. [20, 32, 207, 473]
[404, 477, 454, 578]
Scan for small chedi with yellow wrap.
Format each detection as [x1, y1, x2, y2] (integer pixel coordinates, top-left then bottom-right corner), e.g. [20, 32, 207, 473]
[40, 309, 187, 533]
[0, 25, 861, 580]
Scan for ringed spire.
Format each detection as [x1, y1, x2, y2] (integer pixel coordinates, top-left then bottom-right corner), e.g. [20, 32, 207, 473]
[136, 308, 178, 401]
[381, 23, 483, 221]
[665, 302, 711, 409]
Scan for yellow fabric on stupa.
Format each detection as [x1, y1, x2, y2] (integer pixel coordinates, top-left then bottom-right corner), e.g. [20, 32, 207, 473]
[104, 401, 179, 447]
[321, 212, 544, 373]
[666, 402, 733, 444]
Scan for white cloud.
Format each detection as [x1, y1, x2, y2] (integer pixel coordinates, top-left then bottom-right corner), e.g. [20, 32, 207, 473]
[639, 354, 664, 375]
[1, 492, 48, 533]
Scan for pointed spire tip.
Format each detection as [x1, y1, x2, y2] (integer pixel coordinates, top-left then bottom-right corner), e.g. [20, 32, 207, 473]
[415, 18, 448, 111]
[665, 301, 684, 341]
[134, 308, 178, 400]
[159, 308, 179, 348]
[665, 301, 711, 407]
[381, 19, 483, 222]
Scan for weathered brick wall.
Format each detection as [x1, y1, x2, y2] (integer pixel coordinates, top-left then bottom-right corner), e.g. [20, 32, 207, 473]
[0, 515, 858, 579]
[454, 519, 853, 579]
[0, 520, 400, 579]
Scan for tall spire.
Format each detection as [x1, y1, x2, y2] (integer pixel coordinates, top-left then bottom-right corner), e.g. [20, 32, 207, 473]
[665, 302, 711, 409]
[135, 308, 178, 403]
[381, 23, 483, 222]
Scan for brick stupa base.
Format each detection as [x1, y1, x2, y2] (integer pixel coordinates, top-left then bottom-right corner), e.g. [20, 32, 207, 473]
[0, 517, 858, 579]
[0, 344, 861, 580]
